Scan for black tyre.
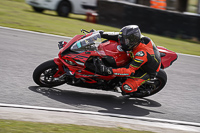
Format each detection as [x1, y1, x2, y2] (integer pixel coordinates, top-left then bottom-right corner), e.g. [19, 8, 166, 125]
[130, 69, 167, 98]
[32, 6, 44, 13]
[33, 60, 65, 87]
[57, 1, 71, 17]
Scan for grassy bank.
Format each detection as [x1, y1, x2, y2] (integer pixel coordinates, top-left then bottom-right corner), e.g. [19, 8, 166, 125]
[0, 0, 200, 56]
[0, 119, 153, 133]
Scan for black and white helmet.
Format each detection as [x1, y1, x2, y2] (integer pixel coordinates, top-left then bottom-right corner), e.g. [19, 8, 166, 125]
[118, 25, 141, 51]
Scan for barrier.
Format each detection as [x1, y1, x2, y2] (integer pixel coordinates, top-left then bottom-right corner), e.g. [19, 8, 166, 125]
[97, 0, 200, 41]
[150, 0, 167, 10]
[86, 11, 98, 23]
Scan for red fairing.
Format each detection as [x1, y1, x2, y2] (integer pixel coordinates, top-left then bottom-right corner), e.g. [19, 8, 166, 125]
[53, 57, 65, 77]
[157, 46, 178, 69]
[60, 35, 84, 53]
[99, 40, 131, 67]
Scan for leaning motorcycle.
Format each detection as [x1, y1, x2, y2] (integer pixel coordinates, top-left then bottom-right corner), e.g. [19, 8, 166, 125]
[33, 29, 177, 98]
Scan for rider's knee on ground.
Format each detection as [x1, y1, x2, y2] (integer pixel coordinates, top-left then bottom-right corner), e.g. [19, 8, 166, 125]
[122, 78, 145, 93]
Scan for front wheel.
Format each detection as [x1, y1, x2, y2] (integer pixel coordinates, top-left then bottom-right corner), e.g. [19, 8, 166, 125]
[130, 69, 167, 98]
[33, 60, 66, 87]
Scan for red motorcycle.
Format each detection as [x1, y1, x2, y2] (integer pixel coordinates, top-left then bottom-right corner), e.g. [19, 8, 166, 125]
[33, 29, 177, 98]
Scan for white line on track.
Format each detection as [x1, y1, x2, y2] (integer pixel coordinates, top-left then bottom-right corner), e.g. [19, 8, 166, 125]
[0, 26, 71, 39]
[0, 103, 200, 127]
[0, 26, 200, 58]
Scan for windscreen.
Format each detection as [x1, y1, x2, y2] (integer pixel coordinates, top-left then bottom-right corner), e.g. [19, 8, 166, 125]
[70, 33, 102, 53]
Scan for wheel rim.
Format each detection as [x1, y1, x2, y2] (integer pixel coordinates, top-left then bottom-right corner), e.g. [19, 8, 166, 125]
[40, 67, 59, 85]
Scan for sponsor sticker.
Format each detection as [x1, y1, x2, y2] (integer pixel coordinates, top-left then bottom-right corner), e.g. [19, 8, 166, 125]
[117, 45, 124, 52]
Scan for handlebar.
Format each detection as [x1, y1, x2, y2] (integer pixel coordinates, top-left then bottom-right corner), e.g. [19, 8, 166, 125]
[81, 29, 96, 35]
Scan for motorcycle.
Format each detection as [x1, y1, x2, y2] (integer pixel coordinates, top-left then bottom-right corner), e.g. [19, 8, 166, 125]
[33, 29, 178, 98]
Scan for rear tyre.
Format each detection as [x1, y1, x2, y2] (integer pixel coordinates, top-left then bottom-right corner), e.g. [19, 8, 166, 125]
[130, 69, 167, 98]
[57, 1, 71, 17]
[33, 60, 65, 87]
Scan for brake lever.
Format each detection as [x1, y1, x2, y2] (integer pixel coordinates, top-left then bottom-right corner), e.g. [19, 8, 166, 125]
[81, 29, 89, 35]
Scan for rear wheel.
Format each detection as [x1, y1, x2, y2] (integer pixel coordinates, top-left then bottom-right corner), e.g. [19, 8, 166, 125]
[33, 60, 66, 87]
[130, 69, 167, 98]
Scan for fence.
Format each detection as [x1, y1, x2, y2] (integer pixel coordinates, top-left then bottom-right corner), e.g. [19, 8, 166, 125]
[98, 0, 200, 40]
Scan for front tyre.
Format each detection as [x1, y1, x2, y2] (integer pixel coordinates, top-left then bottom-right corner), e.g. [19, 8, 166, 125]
[33, 60, 65, 87]
[130, 69, 167, 98]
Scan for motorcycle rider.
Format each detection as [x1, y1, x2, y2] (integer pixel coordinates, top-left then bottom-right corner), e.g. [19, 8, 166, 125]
[98, 25, 161, 94]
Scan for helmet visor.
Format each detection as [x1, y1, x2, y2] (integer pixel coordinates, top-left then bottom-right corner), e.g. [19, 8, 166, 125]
[119, 35, 129, 51]
[119, 35, 124, 45]
[126, 35, 140, 48]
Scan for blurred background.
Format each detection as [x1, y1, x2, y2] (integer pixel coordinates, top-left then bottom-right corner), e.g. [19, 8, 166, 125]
[123, 0, 199, 13]
[23, 0, 200, 41]
[97, 0, 200, 41]
[0, 0, 199, 55]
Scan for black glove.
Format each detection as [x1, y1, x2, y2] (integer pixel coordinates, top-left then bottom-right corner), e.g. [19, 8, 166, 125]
[99, 65, 113, 76]
[95, 58, 113, 76]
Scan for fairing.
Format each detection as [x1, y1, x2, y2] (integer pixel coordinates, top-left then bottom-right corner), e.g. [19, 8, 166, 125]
[157, 46, 178, 69]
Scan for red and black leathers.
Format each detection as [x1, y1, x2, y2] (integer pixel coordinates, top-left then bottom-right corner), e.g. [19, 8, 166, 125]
[113, 37, 161, 93]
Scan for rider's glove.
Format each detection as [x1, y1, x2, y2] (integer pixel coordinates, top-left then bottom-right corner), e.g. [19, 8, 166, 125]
[95, 57, 113, 76]
[100, 65, 113, 76]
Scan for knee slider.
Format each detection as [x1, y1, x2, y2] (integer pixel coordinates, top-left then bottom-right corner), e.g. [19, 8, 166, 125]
[122, 79, 138, 93]
[123, 84, 132, 92]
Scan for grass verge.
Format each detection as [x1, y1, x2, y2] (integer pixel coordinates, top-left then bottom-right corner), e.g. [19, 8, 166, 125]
[0, 0, 200, 56]
[0, 119, 153, 133]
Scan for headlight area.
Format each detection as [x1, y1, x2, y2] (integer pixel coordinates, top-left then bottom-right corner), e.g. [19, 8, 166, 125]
[65, 59, 76, 66]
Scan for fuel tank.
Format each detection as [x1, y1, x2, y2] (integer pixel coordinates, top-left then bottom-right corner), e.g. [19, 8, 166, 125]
[99, 40, 131, 68]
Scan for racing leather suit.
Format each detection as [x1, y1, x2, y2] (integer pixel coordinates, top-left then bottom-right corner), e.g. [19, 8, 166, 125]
[113, 36, 161, 93]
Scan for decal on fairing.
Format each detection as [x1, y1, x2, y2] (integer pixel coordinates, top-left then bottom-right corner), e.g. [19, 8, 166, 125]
[114, 73, 129, 76]
[68, 54, 88, 62]
[76, 74, 98, 77]
[117, 45, 123, 52]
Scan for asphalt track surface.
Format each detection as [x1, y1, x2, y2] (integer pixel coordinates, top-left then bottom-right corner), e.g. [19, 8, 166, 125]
[0, 27, 200, 130]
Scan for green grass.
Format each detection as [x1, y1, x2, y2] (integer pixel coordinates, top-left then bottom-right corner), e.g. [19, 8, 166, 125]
[0, 0, 200, 56]
[0, 119, 153, 133]
[187, 0, 198, 13]
[142, 34, 200, 56]
[0, 0, 119, 36]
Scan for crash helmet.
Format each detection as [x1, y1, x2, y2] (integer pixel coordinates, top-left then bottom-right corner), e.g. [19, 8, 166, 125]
[118, 25, 141, 51]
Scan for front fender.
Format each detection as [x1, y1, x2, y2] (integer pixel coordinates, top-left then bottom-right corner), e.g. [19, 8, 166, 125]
[53, 57, 65, 77]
